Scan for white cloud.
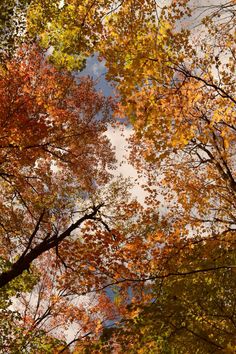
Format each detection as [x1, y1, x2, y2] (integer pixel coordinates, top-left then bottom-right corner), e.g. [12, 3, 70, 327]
[106, 125, 147, 203]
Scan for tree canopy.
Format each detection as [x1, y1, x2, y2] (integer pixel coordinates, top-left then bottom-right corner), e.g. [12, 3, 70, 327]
[0, 0, 235, 353]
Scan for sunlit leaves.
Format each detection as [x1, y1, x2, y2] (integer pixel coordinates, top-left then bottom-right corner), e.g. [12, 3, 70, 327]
[26, 0, 113, 70]
[0, 1, 235, 352]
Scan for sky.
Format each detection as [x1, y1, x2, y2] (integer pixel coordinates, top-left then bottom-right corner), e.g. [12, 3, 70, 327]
[80, 54, 147, 203]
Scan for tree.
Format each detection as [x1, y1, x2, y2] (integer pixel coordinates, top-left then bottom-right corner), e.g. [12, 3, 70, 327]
[0, 45, 146, 349]
[25, 0, 161, 71]
[1, 1, 236, 352]
[62, 0, 236, 352]
[83, 0, 236, 352]
[0, 43, 118, 286]
[26, 0, 114, 70]
[0, 252, 69, 353]
[81, 234, 236, 353]
[0, 0, 31, 61]
[95, 0, 236, 250]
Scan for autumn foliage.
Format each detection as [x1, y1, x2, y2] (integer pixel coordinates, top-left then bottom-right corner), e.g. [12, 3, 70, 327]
[0, 0, 235, 353]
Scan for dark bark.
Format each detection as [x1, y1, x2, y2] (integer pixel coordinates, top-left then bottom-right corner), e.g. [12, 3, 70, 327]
[0, 204, 103, 288]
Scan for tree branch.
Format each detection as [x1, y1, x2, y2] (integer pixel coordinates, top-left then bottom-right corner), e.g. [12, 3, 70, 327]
[0, 204, 104, 288]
